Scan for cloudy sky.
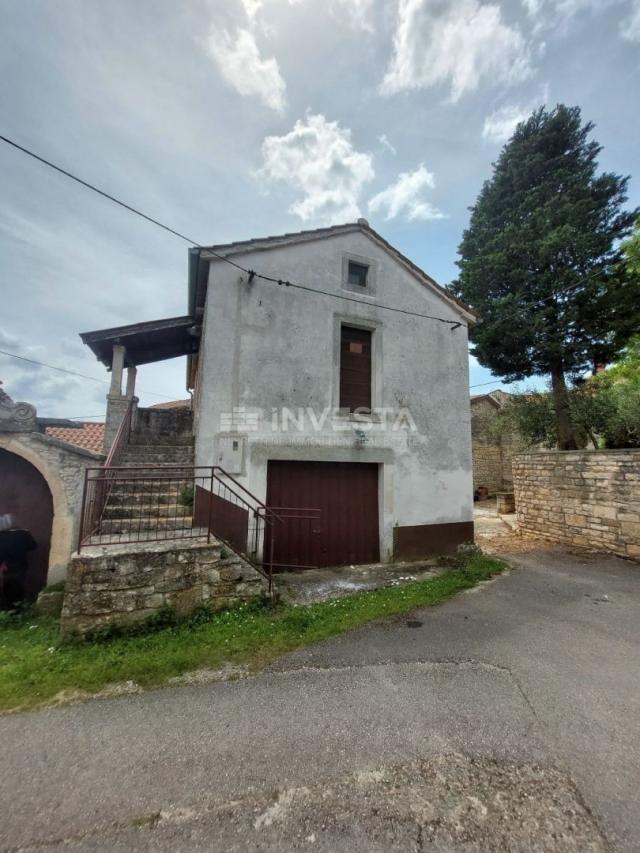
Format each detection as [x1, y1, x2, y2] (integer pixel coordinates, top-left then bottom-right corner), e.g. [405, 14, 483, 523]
[1, 0, 639, 419]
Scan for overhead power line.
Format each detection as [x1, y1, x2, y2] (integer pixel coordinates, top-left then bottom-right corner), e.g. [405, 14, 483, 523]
[0, 134, 199, 246]
[0, 133, 466, 330]
[0, 349, 176, 400]
[469, 379, 506, 389]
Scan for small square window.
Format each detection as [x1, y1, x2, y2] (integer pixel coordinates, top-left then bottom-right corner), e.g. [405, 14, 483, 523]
[347, 261, 368, 289]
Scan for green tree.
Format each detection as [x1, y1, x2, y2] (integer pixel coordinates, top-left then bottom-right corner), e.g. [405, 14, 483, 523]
[452, 105, 639, 449]
[622, 218, 640, 277]
[593, 335, 640, 448]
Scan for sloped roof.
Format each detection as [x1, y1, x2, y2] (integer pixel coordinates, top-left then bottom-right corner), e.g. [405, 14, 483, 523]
[45, 422, 105, 453]
[470, 393, 502, 408]
[80, 316, 197, 368]
[197, 220, 476, 323]
[148, 399, 191, 410]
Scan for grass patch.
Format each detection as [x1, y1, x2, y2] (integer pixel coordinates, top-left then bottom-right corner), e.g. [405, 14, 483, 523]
[0, 554, 505, 712]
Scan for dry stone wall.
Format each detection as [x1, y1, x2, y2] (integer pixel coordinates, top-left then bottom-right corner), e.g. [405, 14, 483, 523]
[61, 539, 266, 637]
[513, 450, 640, 560]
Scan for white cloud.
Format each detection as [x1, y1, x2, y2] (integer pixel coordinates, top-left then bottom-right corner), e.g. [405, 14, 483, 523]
[368, 164, 445, 222]
[524, 0, 623, 33]
[240, 0, 263, 19]
[206, 27, 286, 111]
[482, 104, 531, 143]
[258, 113, 375, 223]
[482, 84, 550, 143]
[378, 133, 397, 155]
[621, 0, 640, 40]
[331, 0, 374, 32]
[380, 0, 533, 102]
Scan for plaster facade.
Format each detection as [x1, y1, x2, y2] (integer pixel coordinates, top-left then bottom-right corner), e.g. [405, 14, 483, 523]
[193, 228, 474, 560]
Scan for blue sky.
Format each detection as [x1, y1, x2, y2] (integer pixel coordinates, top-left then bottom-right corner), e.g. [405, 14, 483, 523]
[1, 0, 639, 418]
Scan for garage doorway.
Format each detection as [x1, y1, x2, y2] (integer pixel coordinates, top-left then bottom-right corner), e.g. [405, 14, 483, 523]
[266, 461, 379, 570]
[0, 449, 53, 600]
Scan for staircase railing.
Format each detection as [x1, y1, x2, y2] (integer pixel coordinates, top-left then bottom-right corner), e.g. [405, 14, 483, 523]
[77, 397, 135, 548]
[77, 464, 282, 593]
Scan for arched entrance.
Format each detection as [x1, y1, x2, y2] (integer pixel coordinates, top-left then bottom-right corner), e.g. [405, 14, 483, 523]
[0, 448, 53, 600]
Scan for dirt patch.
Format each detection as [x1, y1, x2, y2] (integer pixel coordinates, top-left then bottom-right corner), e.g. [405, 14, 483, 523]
[474, 504, 549, 556]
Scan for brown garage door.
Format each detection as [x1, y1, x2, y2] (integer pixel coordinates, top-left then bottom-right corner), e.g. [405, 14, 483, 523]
[266, 461, 379, 570]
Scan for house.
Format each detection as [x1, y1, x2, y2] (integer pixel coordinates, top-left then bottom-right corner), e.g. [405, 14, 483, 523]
[80, 220, 477, 574]
[0, 387, 104, 600]
[470, 391, 518, 498]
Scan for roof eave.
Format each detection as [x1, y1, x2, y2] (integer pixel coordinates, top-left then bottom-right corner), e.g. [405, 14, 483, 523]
[198, 221, 477, 324]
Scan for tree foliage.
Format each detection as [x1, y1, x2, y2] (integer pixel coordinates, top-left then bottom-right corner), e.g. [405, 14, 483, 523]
[495, 337, 640, 450]
[622, 217, 640, 277]
[452, 105, 639, 449]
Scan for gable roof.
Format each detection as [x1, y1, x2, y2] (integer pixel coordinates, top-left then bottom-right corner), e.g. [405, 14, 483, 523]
[470, 392, 511, 409]
[193, 220, 477, 323]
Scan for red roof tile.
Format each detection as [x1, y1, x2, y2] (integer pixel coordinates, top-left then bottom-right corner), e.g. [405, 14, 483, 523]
[45, 422, 105, 453]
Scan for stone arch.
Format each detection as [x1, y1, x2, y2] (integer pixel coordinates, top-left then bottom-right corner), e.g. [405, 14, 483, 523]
[0, 436, 74, 587]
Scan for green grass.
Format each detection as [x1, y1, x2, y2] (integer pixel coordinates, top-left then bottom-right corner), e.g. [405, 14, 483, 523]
[0, 554, 505, 713]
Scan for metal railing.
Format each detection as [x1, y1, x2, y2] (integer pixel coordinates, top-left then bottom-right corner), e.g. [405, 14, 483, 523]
[77, 397, 135, 548]
[77, 464, 281, 592]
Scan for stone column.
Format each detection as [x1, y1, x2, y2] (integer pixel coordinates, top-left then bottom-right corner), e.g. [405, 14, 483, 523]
[125, 366, 137, 399]
[109, 344, 126, 397]
[104, 345, 129, 454]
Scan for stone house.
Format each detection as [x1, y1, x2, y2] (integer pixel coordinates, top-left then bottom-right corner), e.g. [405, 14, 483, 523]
[0, 386, 104, 598]
[81, 220, 478, 570]
[470, 391, 518, 497]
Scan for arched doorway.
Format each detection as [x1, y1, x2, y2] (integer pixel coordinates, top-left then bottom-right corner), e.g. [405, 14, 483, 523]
[0, 448, 53, 601]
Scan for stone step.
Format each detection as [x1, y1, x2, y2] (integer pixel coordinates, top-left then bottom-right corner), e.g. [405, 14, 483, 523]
[106, 491, 192, 507]
[128, 436, 194, 447]
[119, 456, 195, 465]
[98, 517, 194, 534]
[103, 503, 194, 520]
[125, 441, 194, 453]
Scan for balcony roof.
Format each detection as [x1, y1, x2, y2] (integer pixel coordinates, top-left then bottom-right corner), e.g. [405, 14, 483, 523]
[80, 315, 198, 368]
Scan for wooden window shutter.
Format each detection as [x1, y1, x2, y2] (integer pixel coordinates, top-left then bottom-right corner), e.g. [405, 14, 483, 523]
[340, 326, 372, 412]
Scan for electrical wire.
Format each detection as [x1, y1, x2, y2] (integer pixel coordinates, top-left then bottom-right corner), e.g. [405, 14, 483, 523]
[469, 379, 507, 389]
[0, 133, 466, 330]
[0, 349, 176, 400]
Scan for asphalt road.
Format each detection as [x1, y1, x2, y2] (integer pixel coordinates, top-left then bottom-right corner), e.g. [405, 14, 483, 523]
[1, 548, 638, 851]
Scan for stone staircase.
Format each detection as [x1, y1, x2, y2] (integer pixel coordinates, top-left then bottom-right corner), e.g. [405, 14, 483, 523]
[98, 408, 198, 539]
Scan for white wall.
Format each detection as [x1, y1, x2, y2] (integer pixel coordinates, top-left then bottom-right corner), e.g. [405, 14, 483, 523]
[194, 229, 473, 559]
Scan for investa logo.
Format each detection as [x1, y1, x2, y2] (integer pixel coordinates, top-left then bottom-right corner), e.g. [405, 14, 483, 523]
[220, 406, 417, 433]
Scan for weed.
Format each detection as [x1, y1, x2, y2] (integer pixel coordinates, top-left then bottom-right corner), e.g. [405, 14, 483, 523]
[0, 553, 505, 712]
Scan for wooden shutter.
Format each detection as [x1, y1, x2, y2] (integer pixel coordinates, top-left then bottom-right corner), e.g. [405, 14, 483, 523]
[340, 326, 372, 412]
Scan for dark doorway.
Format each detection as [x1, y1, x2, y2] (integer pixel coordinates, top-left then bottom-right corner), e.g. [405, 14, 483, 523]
[266, 461, 379, 570]
[0, 449, 53, 600]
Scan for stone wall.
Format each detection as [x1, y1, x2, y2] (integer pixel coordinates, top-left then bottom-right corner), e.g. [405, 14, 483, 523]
[0, 430, 103, 584]
[61, 539, 266, 637]
[513, 450, 640, 560]
[471, 396, 506, 495]
[471, 395, 521, 495]
[131, 406, 193, 445]
[473, 445, 504, 496]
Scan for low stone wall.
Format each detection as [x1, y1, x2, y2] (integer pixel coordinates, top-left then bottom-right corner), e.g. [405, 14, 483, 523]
[513, 450, 640, 560]
[61, 540, 266, 637]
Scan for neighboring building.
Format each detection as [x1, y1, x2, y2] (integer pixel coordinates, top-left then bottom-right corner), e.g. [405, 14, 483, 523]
[0, 387, 104, 598]
[43, 421, 105, 453]
[470, 392, 517, 497]
[81, 220, 478, 569]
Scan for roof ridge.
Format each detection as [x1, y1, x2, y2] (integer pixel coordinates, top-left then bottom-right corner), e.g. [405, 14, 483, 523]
[199, 220, 476, 321]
